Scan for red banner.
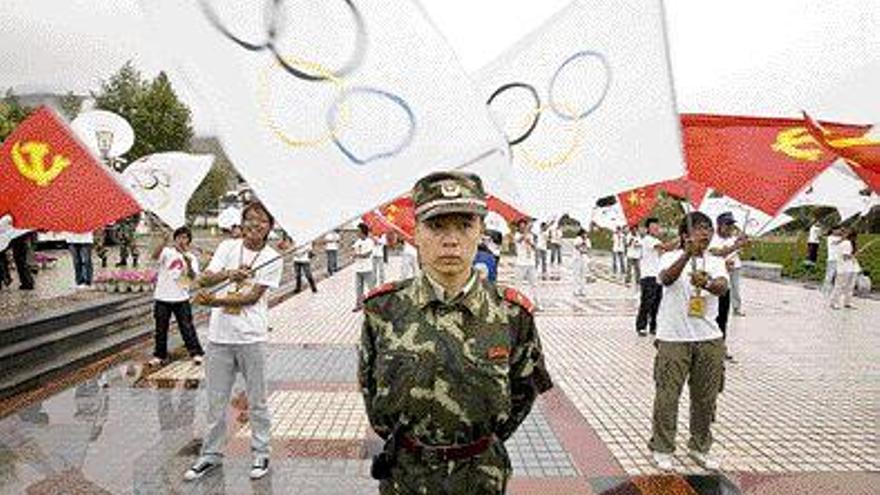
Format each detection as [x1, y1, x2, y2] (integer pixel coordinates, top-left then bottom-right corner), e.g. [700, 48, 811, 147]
[682, 114, 870, 215]
[0, 106, 140, 232]
[803, 112, 880, 175]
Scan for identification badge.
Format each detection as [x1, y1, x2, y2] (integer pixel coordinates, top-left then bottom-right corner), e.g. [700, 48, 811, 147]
[688, 295, 707, 318]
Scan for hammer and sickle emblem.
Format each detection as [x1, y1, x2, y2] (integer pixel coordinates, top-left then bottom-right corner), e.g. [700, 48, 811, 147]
[771, 127, 823, 161]
[10, 141, 70, 187]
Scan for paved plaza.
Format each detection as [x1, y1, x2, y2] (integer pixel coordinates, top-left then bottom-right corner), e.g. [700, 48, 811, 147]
[0, 249, 877, 494]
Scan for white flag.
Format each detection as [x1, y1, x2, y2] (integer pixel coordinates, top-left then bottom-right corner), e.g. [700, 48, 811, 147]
[476, 0, 685, 221]
[120, 152, 214, 229]
[139, 0, 507, 241]
[699, 196, 789, 237]
[591, 203, 626, 231]
[786, 162, 877, 221]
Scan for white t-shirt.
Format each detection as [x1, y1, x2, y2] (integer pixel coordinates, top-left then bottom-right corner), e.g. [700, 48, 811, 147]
[154, 247, 200, 303]
[709, 235, 742, 270]
[372, 235, 386, 258]
[656, 250, 728, 342]
[808, 225, 822, 244]
[65, 231, 94, 244]
[574, 237, 592, 258]
[627, 235, 643, 260]
[826, 235, 842, 263]
[612, 231, 625, 253]
[205, 239, 283, 344]
[536, 231, 548, 251]
[324, 232, 340, 251]
[353, 237, 376, 273]
[837, 240, 861, 273]
[548, 226, 562, 245]
[514, 233, 536, 266]
[293, 244, 311, 263]
[640, 235, 663, 278]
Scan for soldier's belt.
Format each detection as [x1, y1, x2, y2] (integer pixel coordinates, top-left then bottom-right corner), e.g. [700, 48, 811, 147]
[400, 435, 494, 463]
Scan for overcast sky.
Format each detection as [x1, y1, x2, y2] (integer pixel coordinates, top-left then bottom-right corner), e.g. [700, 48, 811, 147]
[1, 0, 877, 134]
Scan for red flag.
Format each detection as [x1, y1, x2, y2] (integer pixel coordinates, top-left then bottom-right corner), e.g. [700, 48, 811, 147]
[682, 114, 870, 215]
[618, 184, 660, 227]
[486, 195, 528, 224]
[0, 106, 140, 232]
[803, 112, 880, 175]
[658, 177, 708, 209]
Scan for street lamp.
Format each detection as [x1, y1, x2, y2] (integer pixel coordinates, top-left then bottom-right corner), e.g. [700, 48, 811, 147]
[95, 129, 115, 169]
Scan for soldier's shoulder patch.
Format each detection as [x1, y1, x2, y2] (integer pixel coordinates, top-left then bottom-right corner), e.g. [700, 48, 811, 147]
[363, 282, 402, 302]
[499, 286, 535, 315]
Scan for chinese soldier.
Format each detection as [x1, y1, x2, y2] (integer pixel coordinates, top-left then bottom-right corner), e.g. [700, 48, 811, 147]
[358, 171, 553, 494]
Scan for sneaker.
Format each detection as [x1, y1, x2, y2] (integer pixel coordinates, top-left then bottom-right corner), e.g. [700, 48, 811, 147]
[636, 330, 647, 337]
[184, 459, 220, 481]
[733, 310, 746, 317]
[249, 458, 270, 479]
[192, 355, 204, 365]
[688, 449, 721, 471]
[652, 451, 674, 471]
[830, 304, 841, 310]
[147, 357, 163, 367]
[844, 304, 857, 310]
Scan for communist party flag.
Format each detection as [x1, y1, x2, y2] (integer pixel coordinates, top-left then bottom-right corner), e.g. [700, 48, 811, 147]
[0, 106, 141, 232]
[802, 112, 880, 190]
[682, 114, 870, 215]
[617, 177, 707, 227]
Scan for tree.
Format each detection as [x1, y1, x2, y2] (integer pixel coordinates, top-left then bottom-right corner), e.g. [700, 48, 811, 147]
[0, 89, 33, 141]
[92, 62, 193, 164]
[58, 91, 82, 120]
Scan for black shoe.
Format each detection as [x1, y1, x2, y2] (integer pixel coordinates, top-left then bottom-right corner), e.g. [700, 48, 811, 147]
[184, 459, 221, 481]
[725, 353, 736, 362]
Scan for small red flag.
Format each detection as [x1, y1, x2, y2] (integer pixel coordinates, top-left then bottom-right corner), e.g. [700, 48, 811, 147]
[0, 106, 140, 232]
[682, 114, 870, 215]
[802, 111, 880, 176]
[618, 184, 660, 227]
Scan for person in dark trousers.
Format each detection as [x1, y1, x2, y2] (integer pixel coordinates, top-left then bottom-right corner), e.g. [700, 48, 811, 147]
[148, 226, 205, 366]
[293, 241, 318, 293]
[636, 218, 673, 336]
[10, 232, 35, 290]
[710, 212, 748, 361]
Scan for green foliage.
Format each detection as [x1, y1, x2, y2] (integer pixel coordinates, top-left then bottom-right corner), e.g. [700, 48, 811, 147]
[58, 91, 82, 120]
[92, 62, 193, 164]
[0, 90, 32, 141]
[188, 163, 230, 215]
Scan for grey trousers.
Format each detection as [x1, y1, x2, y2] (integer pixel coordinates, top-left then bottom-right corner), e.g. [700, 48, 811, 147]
[372, 257, 385, 285]
[729, 268, 742, 312]
[199, 342, 270, 463]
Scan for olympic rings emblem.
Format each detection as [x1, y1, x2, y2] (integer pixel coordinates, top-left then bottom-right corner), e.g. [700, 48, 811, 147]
[200, 0, 416, 165]
[129, 168, 172, 210]
[486, 50, 612, 171]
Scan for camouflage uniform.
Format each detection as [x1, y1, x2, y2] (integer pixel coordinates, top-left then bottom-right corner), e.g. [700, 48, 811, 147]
[358, 171, 553, 495]
[116, 214, 140, 267]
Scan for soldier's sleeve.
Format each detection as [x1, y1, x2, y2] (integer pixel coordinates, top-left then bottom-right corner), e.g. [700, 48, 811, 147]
[358, 310, 391, 440]
[497, 310, 553, 441]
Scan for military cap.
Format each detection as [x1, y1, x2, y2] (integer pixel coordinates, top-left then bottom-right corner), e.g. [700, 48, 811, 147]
[412, 171, 487, 221]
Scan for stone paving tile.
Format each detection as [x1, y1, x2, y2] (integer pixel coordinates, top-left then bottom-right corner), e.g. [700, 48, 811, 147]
[238, 391, 369, 441]
[507, 403, 580, 478]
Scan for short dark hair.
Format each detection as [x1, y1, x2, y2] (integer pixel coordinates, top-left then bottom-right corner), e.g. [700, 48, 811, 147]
[173, 226, 192, 242]
[242, 201, 275, 239]
[678, 211, 713, 237]
[358, 223, 370, 235]
[645, 217, 659, 228]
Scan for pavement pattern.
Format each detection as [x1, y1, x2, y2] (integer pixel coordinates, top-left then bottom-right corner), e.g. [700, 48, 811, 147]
[0, 245, 877, 494]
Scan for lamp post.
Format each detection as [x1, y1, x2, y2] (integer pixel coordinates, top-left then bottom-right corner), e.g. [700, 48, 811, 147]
[95, 129, 116, 171]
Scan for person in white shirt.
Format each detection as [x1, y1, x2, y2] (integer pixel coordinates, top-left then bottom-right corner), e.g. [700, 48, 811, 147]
[636, 218, 672, 336]
[514, 219, 539, 307]
[548, 222, 563, 268]
[148, 226, 204, 366]
[186, 202, 283, 482]
[353, 223, 377, 310]
[649, 212, 728, 472]
[807, 223, 822, 265]
[612, 227, 627, 276]
[372, 232, 387, 285]
[65, 230, 95, 289]
[572, 228, 592, 296]
[400, 240, 419, 280]
[625, 226, 643, 286]
[293, 240, 317, 293]
[830, 228, 860, 309]
[822, 226, 843, 296]
[536, 222, 549, 280]
[709, 213, 749, 361]
[323, 230, 341, 275]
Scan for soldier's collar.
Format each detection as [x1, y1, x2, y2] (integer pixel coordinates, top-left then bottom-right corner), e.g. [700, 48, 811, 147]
[418, 272, 481, 314]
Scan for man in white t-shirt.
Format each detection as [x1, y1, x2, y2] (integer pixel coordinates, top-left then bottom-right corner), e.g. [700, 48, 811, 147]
[353, 223, 377, 310]
[548, 222, 563, 268]
[536, 222, 549, 280]
[186, 202, 283, 482]
[807, 222, 822, 265]
[612, 227, 627, 276]
[636, 218, 672, 336]
[293, 240, 317, 293]
[649, 212, 728, 472]
[514, 219, 539, 307]
[371, 232, 387, 285]
[149, 226, 204, 366]
[709, 213, 749, 358]
[625, 226, 643, 286]
[572, 228, 592, 296]
[323, 230, 341, 275]
[822, 226, 843, 296]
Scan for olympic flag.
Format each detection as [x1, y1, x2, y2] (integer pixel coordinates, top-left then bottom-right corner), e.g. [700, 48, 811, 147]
[139, 0, 508, 241]
[476, 0, 686, 222]
[119, 152, 214, 229]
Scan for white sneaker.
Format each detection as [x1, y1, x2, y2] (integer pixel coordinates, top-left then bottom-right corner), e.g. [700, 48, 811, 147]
[192, 355, 204, 365]
[147, 357, 163, 367]
[184, 459, 221, 481]
[249, 458, 270, 479]
[689, 449, 721, 471]
[652, 451, 674, 471]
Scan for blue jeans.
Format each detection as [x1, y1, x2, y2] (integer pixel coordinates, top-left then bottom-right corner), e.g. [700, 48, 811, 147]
[69, 243, 93, 285]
